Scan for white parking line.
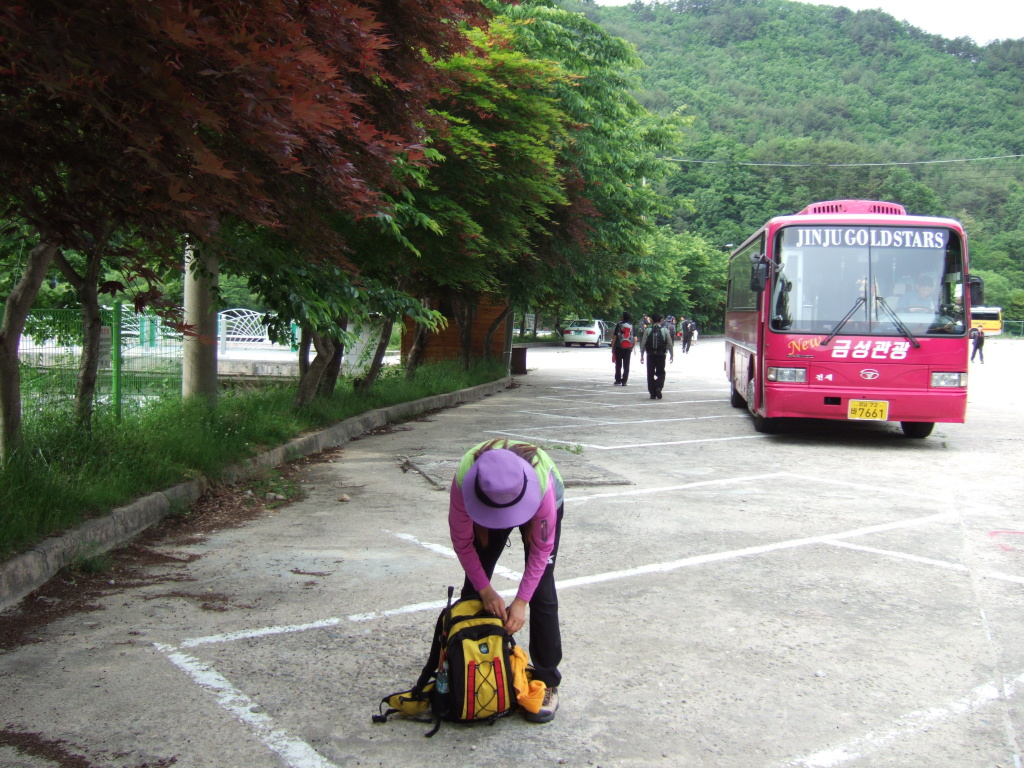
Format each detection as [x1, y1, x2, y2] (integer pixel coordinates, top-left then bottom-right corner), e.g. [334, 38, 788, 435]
[571, 471, 950, 504]
[156, 643, 340, 768]
[555, 511, 958, 591]
[388, 531, 522, 581]
[176, 506, 959, 649]
[494, 414, 748, 430]
[825, 540, 1024, 585]
[484, 430, 768, 450]
[780, 670, 1024, 768]
[823, 539, 969, 570]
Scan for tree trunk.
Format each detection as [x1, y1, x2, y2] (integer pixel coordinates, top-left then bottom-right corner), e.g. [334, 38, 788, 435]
[298, 326, 312, 378]
[317, 317, 347, 398]
[451, 297, 476, 371]
[0, 240, 58, 461]
[54, 248, 105, 429]
[182, 246, 219, 404]
[294, 330, 335, 407]
[405, 320, 432, 378]
[354, 316, 395, 395]
[483, 305, 511, 359]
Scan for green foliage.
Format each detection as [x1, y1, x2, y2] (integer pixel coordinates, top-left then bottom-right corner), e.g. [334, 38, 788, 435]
[571, 0, 1024, 312]
[0, 359, 506, 558]
[493, 1, 692, 316]
[629, 228, 727, 330]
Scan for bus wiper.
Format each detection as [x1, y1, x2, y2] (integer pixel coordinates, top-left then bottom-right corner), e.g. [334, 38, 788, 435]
[875, 296, 921, 348]
[820, 296, 865, 346]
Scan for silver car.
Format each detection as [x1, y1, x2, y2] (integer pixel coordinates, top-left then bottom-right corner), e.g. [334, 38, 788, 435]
[562, 319, 610, 347]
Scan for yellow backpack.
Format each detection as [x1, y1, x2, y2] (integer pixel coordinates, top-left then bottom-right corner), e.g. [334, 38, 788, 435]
[373, 587, 543, 736]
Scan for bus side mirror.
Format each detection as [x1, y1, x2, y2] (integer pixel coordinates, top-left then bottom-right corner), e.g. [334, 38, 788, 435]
[969, 275, 984, 306]
[750, 262, 768, 293]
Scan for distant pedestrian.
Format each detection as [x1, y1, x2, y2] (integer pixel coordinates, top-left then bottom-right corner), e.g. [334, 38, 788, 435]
[664, 315, 677, 340]
[638, 314, 651, 338]
[680, 317, 694, 353]
[639, 313, 674, 400]
[612, 311, 636, 386]
[971, 327, 985, 363]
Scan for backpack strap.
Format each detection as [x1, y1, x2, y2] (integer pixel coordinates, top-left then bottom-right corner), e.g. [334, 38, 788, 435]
[421, 586, 456, 737]
[413, 587, 453, 691]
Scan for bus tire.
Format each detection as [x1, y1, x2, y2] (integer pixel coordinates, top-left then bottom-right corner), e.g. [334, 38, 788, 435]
[746, 378, 778, 433]
[730, 380, 745, 408]
[900, 421, 935, 439]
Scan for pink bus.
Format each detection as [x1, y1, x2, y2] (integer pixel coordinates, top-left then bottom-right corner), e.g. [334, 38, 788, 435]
[724, 199, 980, 438]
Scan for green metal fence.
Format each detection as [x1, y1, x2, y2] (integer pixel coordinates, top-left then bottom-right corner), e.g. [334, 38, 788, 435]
[1001, 320, 1023, 338]
[20, 303, 183, 419]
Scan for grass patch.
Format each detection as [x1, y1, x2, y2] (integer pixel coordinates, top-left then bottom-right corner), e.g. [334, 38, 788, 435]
[0, 358, 507, 558]
[70, 544, 114, 575]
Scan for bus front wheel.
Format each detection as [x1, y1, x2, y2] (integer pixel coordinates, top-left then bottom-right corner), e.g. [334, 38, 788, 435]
[900, 421, 935, 439]
[730, 381, 745, 408]
[730, 365, 745, 408]
[746, 378, 777, 433]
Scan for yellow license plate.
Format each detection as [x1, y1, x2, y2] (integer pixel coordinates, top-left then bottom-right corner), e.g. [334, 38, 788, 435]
[848, 400, 889, 421]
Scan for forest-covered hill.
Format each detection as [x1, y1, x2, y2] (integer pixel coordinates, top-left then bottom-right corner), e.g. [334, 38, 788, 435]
[567, 0, 1024, 313]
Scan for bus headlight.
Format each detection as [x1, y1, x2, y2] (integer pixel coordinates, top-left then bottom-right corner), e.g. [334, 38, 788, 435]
[931, 372, 967, 387]
[767, 367, 807, 383]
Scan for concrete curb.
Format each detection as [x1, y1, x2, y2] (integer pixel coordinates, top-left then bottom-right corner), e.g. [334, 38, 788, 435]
[0, 376, 511, 613]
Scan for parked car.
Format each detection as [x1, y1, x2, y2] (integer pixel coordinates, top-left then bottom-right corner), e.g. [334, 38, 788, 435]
[562, 319, 610, 347]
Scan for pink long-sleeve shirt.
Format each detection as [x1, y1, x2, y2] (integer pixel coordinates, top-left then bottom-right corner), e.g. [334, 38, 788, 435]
[449, 475, 558, 603]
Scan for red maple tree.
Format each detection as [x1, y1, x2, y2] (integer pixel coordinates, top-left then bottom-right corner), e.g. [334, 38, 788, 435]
[0, 0, 491, 456]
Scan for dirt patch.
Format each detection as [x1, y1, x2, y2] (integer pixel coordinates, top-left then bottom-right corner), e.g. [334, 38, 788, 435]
[0, 447, 347, 651]
[0, 729, 177, 768]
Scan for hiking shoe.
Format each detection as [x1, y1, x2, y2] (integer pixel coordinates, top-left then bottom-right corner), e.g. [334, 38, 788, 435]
[656, 391, 663, 399]
[525, 687, 559, 723]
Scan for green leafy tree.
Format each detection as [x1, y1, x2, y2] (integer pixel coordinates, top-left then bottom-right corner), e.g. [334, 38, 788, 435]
[497, 1, 690, 321]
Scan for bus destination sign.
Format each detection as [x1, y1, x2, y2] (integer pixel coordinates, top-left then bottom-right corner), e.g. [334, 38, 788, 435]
[791, 228, 948, 249]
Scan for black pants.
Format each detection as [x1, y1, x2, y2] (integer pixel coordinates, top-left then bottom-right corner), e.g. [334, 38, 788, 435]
[460, 504, 564, 687]
[972, 343, 984, 363]
[646, 353, 667, 397]
[682, 335, 692, 353]
[614, 347, 632, 384]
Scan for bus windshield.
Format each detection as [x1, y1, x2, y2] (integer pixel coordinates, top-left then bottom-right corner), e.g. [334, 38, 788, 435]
[770, 225, 966, 337]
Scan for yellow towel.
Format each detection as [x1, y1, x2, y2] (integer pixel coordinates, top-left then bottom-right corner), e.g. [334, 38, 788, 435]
[510, 646, 546, 714]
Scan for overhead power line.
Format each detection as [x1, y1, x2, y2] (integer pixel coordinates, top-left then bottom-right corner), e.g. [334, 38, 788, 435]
[665, 154, 1024, 168]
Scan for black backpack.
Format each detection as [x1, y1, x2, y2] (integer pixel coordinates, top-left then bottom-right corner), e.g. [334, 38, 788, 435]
[645, 325, 666, 354]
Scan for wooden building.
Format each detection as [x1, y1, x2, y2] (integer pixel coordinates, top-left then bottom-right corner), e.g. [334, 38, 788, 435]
[400, 299, 512, 364]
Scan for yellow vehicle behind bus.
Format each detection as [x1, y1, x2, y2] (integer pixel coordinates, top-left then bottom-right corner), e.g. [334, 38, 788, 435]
[971, 306, 1002, 336]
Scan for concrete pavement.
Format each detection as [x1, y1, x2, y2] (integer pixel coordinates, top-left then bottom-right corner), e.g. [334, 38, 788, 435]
[1, 337, 1022, 768]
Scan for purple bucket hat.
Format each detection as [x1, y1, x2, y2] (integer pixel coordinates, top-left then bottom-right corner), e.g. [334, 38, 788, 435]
[463, 449, 541, 529]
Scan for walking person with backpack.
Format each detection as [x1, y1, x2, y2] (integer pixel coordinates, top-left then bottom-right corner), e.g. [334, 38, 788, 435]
[680, 317, 695, 353]
[971, 327, 985, 363]
[612, 311, 636, 386]
[449, 438, 565, 723]
[640, 313, 674, 399]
